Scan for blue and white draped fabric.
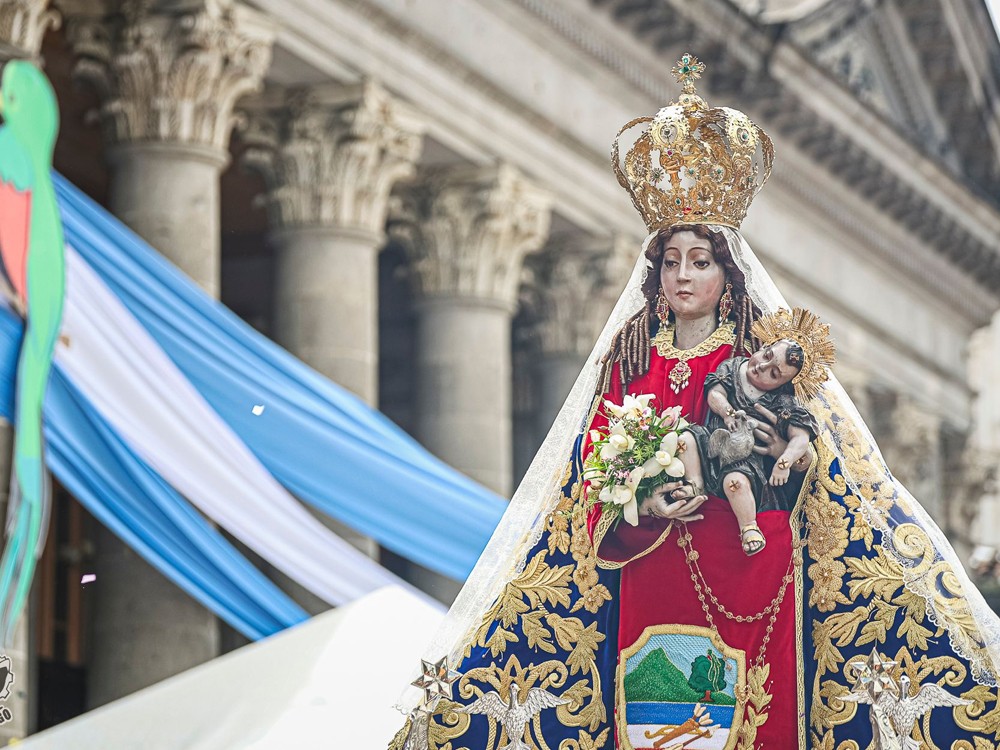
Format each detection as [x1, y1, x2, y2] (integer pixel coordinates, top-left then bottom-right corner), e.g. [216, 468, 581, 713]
[54, 175, 504, 582]
[0, 174, 506, 639]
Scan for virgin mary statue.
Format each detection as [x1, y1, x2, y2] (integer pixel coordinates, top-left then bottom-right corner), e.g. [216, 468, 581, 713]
[391, 54, 1000, 750]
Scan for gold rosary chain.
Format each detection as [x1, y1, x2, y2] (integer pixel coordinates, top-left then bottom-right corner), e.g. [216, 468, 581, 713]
[680, 528, 800, 622]
[678, 519, 805, 671]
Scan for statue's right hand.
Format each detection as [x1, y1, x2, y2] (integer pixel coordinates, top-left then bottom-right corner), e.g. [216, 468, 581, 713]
[640, 482, 707, 522]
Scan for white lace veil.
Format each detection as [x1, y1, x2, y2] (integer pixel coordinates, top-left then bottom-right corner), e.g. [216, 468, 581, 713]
[398, 225, 1000, 712]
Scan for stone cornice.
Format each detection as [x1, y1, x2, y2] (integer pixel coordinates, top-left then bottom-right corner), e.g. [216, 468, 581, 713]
[769, 138, 998, 327]
[905, 0, 1000, 196]
[256, 0, 1000, 300]
[558, 0, 1000, 297]
[247, 0, 641, 234]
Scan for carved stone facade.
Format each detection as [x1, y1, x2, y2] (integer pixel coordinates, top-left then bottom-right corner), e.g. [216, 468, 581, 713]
[242, 81, 423, 234]
[392, 164, 552, 310]
[881, 395, 945, 520]
[390, 165, 552, 497]
[526, 234, 635, 359]
[519, 235, 636, 437]
[0, 0, 58, 60]
[240, 82, 423, 404]
[61, 0, 273, 151]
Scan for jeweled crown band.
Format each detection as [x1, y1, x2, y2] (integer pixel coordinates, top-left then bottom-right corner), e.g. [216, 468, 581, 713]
[612, 53, 774, 232]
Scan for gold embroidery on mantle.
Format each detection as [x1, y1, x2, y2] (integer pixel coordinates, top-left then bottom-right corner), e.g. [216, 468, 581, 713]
[441, 455, 611, 748]
[736, 664, 772, 750]
[804, 439, 1000, 749]
[952, 740, 999, 750]
[955, 683, 1000, 742]
[810, 387, 996, 685]
[557, 728, 611, 750]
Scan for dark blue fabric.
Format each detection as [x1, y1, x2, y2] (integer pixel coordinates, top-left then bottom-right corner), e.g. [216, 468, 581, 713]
[52, 173, 506, 581]
[801, 455, 991, 748]
[431, 433, 620, 747]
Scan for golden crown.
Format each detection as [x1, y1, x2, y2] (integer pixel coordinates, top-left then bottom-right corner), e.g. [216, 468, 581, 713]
[612, 53, 775, 231]
[750, 307, 837, 401]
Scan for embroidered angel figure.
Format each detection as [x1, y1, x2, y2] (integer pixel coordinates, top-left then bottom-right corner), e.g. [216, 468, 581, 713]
[844, 650, 971, 750]
[459, 682, 569, 750]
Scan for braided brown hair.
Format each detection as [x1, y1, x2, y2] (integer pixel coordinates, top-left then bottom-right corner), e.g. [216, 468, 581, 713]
[598, 225, 760, 394]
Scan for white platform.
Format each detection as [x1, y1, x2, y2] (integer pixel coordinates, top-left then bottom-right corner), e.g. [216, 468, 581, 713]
[21, 586, 443, 749]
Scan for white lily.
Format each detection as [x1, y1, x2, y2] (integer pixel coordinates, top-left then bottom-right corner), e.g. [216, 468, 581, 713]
[620, 394, 656, 419]
[659, 432, 679, 455]
[642, 456, 665, 478]
[582, 465, 606, 488]
[603, 399, 625, 419]
[589, 429, 603, 444]
[642, 448, 686, 479]
[601, 421, 634, 460]
[599, 467, 644, 526]
[622, 467, 645, 526]
[660, 452, 686, 477]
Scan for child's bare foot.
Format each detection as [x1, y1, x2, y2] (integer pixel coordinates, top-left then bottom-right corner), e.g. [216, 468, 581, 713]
[769, 463, 790, 486]
[740, 523, 766, 555]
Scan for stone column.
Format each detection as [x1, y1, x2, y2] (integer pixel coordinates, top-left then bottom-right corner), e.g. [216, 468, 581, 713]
[0, 0, 59, 62]
[392, 165, 552, 498]
[241, 82, 423, 404]
[882, 394, 945, 522]
[64, 0, 274, 297]
[964, 321, 1000, 549]
[526, 235, 636, 439]
[61, 0, 274, 706]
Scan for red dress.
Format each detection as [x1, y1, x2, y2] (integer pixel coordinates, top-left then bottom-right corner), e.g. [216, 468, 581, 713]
[586, 329, 801, 749]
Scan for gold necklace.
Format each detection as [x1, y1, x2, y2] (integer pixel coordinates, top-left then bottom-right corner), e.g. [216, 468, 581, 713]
[651, 321, 736, 394]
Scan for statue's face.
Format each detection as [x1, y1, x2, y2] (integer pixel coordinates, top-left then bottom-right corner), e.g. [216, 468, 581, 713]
[747, 340, 800, 392]
[659, 230, 726, 322]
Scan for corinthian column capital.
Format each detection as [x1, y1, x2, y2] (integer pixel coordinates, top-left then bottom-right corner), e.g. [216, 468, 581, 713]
[390, 164, 552, 309]
[0, 0, 60, 61]
[526, 234, 638, 357]
[240, 81, 424, 235]
[61, 0, 274, 154]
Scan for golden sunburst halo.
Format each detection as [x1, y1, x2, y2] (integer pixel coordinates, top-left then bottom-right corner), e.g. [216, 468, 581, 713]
[750, 307, 837, 401]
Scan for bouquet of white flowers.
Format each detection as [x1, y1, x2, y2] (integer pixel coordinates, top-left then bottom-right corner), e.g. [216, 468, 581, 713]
[583, 394, 689, 526]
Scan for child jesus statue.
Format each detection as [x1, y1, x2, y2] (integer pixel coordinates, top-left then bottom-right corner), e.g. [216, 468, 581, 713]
[678, 308, 835, 555]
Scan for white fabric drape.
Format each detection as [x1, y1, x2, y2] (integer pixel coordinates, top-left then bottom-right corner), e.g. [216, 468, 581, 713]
[56, 247, 402, 605]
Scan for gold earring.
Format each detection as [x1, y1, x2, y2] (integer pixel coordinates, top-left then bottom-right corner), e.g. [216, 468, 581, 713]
[656, 289, 670, 325]
[719, 282, 734, 323]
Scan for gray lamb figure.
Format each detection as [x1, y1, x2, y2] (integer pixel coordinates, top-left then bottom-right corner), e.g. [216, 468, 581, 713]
[707, 410, 759, 467]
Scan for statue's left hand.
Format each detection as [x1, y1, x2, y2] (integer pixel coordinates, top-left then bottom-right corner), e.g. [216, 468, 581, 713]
[751, 405, 790, 461]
